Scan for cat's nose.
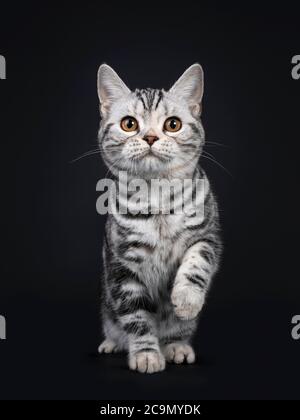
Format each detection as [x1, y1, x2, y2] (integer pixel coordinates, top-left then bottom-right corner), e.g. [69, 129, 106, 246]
[143, 135, 159, 146]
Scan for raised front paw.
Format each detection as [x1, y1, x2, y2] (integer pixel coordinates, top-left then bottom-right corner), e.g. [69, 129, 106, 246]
[171, 284, 205, 321]
[129, 350, 166, 374]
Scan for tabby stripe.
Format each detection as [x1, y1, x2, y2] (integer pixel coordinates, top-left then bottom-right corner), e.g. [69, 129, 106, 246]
[112, 216, 134, 234]
[155, 90, 163, 109]
[202, 237, 219, 248]
[134, 347, 157, 353]
[117, 296, 156, 316]
[122, 254, 144, 263]
[200, 248, 215, 264]
[123, 321, 151, 336]
[121, 210, 153, 219]
[186, 221, 206, 230]
[163, 334, 191, 344]
[186, 274, 206, 287]
[102, 123, 113, 139]
[119, 240, 155, 252]
[134, 340, 156, 346]
[136, 90, 147, 110]
[110, 264, 140, 284]
[147, 90, 155, 109]
[189, 122, 201, 136]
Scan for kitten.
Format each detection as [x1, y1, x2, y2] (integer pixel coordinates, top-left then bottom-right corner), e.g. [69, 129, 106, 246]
[97, 64, 222, 373]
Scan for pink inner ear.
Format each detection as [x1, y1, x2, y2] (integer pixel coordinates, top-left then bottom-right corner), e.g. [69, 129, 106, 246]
[191, 103, 202, 118]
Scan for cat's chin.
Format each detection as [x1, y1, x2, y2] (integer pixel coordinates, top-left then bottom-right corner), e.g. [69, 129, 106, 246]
[122, 155, 171, 179]
[143, 152, 168, 163]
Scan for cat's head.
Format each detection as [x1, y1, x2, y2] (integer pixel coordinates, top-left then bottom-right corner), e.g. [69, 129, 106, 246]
[97, 64, 205, 179]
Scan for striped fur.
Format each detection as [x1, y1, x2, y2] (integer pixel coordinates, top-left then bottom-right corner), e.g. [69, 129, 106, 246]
[97, 64, 222, 373]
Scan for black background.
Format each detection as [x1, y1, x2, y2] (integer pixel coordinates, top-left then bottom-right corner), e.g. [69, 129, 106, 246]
[0, 2, 299, 399]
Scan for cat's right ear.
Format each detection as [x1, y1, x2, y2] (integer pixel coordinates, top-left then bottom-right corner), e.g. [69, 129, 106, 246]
[169, 63, 204, 116]
[97, 64, 131, 116]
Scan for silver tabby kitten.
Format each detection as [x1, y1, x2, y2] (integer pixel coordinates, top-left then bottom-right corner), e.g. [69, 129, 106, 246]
[97, 64, 222, 373]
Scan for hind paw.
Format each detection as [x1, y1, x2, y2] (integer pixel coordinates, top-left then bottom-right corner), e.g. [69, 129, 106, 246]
[98, 339, 120, 354]
[162, 342, 196, 364]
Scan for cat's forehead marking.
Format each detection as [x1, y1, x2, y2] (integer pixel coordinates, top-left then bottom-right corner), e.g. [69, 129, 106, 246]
[135, 88, 164, 112]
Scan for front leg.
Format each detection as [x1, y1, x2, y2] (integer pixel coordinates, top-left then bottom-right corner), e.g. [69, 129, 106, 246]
[113, 276, 165, 374]
[121, 310, 165, 374]
[171, 238, 219, 320]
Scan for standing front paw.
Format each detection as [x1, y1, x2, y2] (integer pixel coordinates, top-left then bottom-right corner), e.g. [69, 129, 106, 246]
[171, 284, 205, 321]
[129, 350, 166, 374]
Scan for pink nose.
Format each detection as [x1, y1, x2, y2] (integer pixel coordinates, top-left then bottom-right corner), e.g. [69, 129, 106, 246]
[143, 135, 159, 146]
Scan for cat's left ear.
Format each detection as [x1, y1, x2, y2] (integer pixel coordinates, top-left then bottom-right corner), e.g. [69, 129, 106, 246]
[169, 63, 204, 116]
[97, 64, 131, 116]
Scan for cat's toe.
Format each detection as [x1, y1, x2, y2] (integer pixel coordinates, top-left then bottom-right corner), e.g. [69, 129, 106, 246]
[98, 339, 118, 354]
[129, 350, 166, 374]
[163, 343, 196, 364]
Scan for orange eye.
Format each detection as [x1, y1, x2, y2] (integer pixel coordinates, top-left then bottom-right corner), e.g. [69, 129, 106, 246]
[120, 116, 139, 132]
[164, 117, 182, 132]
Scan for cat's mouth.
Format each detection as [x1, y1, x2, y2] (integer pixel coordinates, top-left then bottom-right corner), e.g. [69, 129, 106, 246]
[130, 148, 171, 164]
[145, 148, 170, 162]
